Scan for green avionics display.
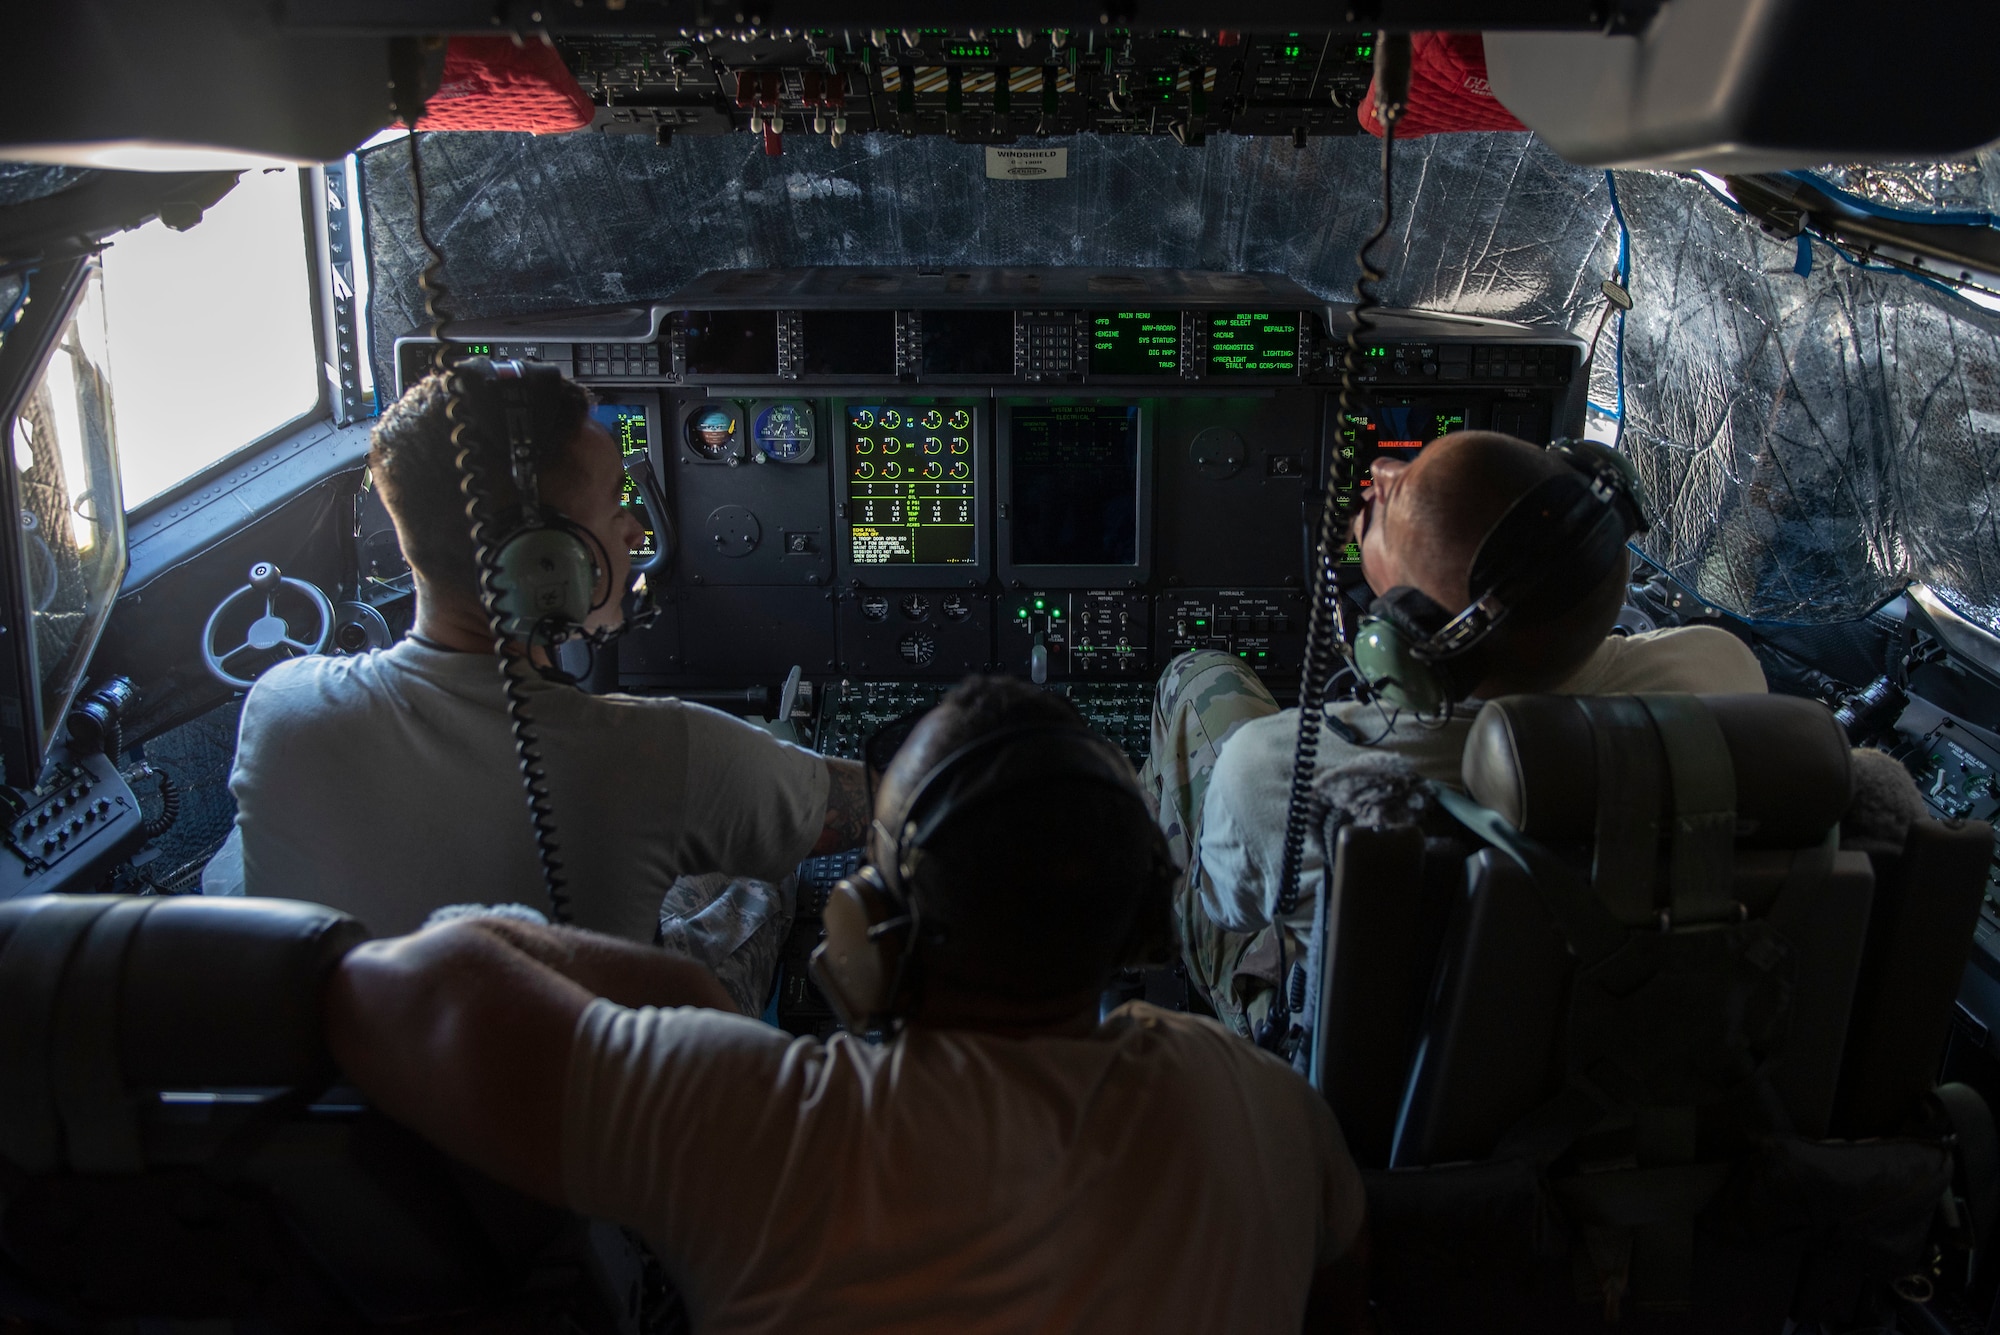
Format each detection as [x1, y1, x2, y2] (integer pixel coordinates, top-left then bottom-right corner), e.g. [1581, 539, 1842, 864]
[1208, 311, 1301, 376]
[1090, 310, 1181, 376]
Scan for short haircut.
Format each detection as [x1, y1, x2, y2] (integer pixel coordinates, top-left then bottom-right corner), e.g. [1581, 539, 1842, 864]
[1411, 432, 1629, 694]
[367, 368, 593, 602]
[908, 676, 1165, 1003]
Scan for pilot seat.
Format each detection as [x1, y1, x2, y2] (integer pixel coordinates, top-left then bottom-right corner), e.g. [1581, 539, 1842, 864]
[1304, 692, 1995, 1331]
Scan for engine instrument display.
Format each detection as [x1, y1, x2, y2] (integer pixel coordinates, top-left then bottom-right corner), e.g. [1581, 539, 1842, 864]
[1089, 311, 1182, 377]
[592, 402, 658, 559]
[1008, 404, 1141, 567]
[1208, 311, 1302, 376]
[846, 403, 976, 566]
[751, 400, 816, 463]
[683, 401, 744, 461]
[684, 310, 778, 376]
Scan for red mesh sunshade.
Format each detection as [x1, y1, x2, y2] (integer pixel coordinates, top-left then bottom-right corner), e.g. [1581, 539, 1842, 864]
[415, 36, 595, 134]
[1358, 33, 1526, 138]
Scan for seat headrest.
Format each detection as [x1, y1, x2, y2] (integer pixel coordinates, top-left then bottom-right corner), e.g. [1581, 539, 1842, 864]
[1462, 694, 1852, 848]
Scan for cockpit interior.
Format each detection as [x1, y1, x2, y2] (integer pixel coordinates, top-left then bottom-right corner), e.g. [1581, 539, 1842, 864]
[5, 2, 2000, 1330]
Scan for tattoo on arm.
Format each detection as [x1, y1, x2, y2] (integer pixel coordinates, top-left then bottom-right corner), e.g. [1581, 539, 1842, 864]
[814, 758, 871, 854]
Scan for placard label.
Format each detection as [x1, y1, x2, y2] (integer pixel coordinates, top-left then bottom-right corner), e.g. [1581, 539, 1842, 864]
[985, 147, 1068, 180]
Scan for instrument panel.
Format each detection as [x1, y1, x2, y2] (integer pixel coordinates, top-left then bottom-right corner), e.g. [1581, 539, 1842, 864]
[393, 268, 1588, 691]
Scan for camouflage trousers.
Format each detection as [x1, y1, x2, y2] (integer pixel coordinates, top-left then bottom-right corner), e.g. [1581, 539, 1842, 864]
[1136, 649, 1298, 1039]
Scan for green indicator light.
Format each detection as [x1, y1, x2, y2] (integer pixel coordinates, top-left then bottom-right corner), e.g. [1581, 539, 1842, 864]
[1018, 608, 1028, 618]
[1257, 651, 1269, 659]
[1034, 598, 1045, 610]
[1194, 618, 1207, 626]
[1051, 608, 1062, 618]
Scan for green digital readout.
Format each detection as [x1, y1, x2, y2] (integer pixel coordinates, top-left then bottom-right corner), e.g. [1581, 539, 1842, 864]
[1090, 310, 1181, 376]
[1208, 312, 1301, 376]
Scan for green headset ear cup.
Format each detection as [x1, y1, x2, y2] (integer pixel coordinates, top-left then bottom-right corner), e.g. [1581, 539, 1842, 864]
[1353, 587, 1452, 715]
[490, 520, 600, 636]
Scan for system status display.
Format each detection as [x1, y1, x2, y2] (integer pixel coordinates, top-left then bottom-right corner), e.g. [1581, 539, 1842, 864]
[846, 404, 977, 566]
[1089, 310, 1181, 376]
[592, 402, 657, 560]
[1208, 311, 1301, 376]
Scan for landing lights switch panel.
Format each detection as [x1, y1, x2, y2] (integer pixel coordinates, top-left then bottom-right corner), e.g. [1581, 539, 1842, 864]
[1001, 591, 1150, 681]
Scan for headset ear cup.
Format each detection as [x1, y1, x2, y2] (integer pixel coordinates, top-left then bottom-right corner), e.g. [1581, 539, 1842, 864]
[490, 518, 601, 636]
[1117, 841, 1180, 969]
[808, 871, 901, 1035]
[1353, 587, 1453, 714]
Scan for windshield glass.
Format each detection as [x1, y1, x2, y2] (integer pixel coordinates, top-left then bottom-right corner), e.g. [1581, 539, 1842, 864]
[101, 165, 318, 509]
[11, 265, 126, 762]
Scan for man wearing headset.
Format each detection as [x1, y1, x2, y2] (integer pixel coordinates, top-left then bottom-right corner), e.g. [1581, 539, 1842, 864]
[222, 366, 871, 1005]
[1141, 431, 1769, 1038]
[326, 674, 1370, 1333]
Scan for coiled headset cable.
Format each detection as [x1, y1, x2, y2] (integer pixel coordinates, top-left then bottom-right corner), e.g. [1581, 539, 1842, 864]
[403, 108, 575, 925]
[1261, 35, 1411, 1054]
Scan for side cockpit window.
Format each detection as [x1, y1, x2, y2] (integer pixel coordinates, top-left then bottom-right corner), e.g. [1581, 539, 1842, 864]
[101, 165, 318, 510]
[11, 265, 124, 759]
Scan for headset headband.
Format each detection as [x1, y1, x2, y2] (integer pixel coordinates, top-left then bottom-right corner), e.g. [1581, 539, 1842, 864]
[1414, 441, 1648, 666]
[880, 723, 1153, 901]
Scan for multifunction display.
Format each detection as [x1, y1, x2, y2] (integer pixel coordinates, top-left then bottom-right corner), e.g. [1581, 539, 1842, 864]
[846, 404, 977, 566]
[1089, 311, 1181, 376]
[1208, 311, 1301, 376]
[684, 310, 778, 375]
[592, 401, 658, 560]
[1009, 404, 1141, 567]
[1333, 396, 1475, 564]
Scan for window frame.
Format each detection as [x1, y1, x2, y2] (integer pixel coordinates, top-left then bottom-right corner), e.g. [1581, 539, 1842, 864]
[118, 167, 333, 523]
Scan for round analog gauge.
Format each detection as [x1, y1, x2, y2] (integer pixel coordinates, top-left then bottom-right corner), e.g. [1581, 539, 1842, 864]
[949, 436, 969, 454]
[880, 435, 902, 454]
[940, 594, 972, 621]
[949, 461, 970, 480]
[853, 436, 874, 455]
[684, 404, 740, 460]
[860, 594, 889, 621]
[851, 408, 875, 430]
[900, 594, 930, 620]
[752, 402, 815, 463]
[922, 436, 943, 455]
[920, 409, 944, 430]
[880, 408, 903, 429]
[923, 461, 943, 479]
[854, 460, 875, 479]
[898, 633, 937, 667]
[882, 461, 902, 479]
[947, 409, 971, 430]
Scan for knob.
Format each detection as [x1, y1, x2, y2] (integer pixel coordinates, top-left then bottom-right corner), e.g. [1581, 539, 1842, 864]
[248, 561, 283, 592]
[92, 798, 110, 814]
[1030, 639, 1049, 685]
